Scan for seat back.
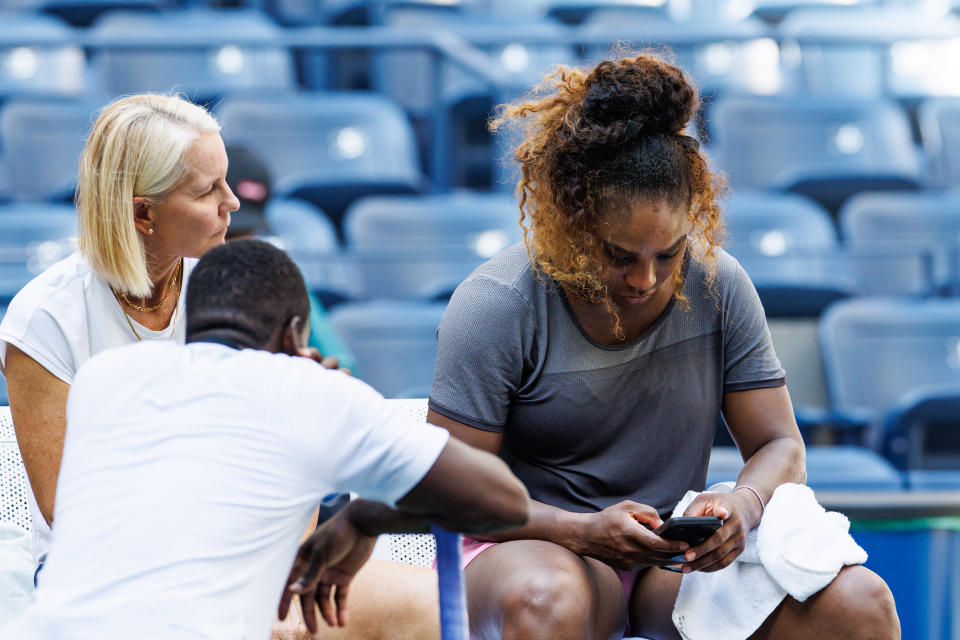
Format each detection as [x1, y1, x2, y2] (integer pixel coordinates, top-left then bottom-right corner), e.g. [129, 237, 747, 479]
[218, 94, 424, 222]
[724, 190, 837, 256]
[710, 95, 920, 191]
[0, 13, 85, 101]
[330, 301, 447, 398]
[0, 202, 78, 300]
[920, 98, 960, 188]
[0, 100, 93, 201]
[841, 191, 960, 291]
[89, 9, 295, 101]
[344, 193, 521, 299]
[820, 298, 960, 421]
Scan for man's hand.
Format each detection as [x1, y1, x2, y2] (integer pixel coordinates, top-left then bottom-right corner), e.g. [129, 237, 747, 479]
[679, 490, 762, 574]
[294, 347, 352, 376]
[278, 509, 376, 632]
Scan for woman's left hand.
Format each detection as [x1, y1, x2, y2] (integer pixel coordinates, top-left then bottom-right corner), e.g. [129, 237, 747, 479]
[677, 490, 763, 574]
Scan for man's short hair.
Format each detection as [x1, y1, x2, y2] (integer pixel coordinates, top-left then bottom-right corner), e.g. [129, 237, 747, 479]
[186, 239, 310, 347]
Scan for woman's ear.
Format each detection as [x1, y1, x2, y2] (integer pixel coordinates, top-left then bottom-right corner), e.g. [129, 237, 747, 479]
[281, 316, 307, 356]
[132, 197, 155, 237]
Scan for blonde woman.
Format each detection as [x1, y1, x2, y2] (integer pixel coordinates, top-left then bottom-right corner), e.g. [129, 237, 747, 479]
[0, 94, 239, 574]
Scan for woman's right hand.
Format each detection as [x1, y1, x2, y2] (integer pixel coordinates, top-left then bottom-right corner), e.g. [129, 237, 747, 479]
[575, 501, 690, 571]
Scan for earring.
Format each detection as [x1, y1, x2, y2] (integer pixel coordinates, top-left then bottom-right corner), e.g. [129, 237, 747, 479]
[148, 228, 154, 235]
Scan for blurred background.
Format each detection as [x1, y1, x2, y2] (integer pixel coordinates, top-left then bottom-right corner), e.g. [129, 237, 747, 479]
[0, 0, 959, 636]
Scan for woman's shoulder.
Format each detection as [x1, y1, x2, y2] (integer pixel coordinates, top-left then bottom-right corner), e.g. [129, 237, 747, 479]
[3, 252, 93, 319]
[686, 246, 748, 294]
[452, 242, 543, 313]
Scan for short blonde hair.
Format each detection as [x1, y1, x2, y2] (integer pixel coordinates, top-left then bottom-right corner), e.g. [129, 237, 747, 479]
[77, 94, 220, 298]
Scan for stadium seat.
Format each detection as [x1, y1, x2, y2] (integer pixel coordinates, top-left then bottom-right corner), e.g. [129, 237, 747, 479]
[778, 6, 960, 98]
[883, 385, 960, 489]
[0, 13, 85, 101]
[819, 298, 960, 445]
[217, 93, 425, 229]
[88, 9, 296, 104]
[581, 11, 782, 96]
[330, 300, 446, 399]
[0, 100, 93, 201]
[343, 192, 521, 299]
[263, 198, 358, 300]
[706, 445, 903, 490]
[709, 95, 923, 215]
[841, 190, 960, 293]
[0, 203, 77, 303]
[723, 190, 837, 258]
[919, 98, 960, 189]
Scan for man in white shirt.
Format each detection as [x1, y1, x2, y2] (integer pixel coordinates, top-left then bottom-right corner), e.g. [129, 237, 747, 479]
[1, 239, 528, 640]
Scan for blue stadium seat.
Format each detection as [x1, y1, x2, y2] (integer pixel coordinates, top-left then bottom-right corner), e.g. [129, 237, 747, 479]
[217, 93, 425, 229]
[373, 9, 576, 115]
[706, 445, 903, 490]
[724, 190, 837, 258]
[841, 191, 960, 293]
[0, 13, 85, 101]
[819, 298, 960, 444]
[883, 385, 960, 489]
[778, 6, 960, 98]
[0, 100, 93, 201]
[581, 12, 782, 96]
[263, 198, 357, 299]
[88, 9, 296, 103]
[709, 95, 922, 215]
[329, 300, 447, 398]
[0, 202, 77, 303]
[343, 192, 521, 299]
[919, 98, 960, 189]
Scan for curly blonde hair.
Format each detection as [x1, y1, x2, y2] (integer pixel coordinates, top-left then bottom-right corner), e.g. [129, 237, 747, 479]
[491, 52, 727, 337]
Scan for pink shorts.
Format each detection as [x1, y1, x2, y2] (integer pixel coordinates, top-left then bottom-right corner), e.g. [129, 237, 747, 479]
[450, 537, 641, 636]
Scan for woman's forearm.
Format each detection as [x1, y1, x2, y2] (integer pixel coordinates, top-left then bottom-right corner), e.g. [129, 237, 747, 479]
[736, 435, 806, 507]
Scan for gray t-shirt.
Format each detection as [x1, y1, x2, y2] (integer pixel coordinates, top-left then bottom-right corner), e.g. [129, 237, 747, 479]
[429, 243, 785, 515]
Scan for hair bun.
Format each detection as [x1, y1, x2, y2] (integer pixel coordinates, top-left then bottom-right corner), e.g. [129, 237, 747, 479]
[580, 56, 697, 138]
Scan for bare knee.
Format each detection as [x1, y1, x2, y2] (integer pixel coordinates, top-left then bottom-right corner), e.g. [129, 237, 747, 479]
[819, 566, 900, 640]
[498, 563, 594, 640]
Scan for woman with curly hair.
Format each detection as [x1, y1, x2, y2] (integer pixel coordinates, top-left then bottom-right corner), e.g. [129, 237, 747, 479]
[425, 53, 900, 639]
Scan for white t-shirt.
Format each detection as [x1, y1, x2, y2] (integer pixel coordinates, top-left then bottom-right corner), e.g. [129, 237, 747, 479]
[1, 341, 448, 640]
[0, 251, 197, 564]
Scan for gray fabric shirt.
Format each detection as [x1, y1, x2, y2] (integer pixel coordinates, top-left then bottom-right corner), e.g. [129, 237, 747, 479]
[429, 243, 785, 515]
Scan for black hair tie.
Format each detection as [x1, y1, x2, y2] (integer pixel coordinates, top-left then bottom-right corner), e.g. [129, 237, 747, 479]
[676, 134, 700, 153]
[624, 119, 644, 140]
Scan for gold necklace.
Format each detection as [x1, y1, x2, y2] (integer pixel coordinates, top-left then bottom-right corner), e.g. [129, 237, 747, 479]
[114, 289, 181, 342]
[115, 259, 183, 313]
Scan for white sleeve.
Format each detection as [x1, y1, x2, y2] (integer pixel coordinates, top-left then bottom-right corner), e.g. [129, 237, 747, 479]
[0, 295, 77, 384]
[296, 365, 449, 507]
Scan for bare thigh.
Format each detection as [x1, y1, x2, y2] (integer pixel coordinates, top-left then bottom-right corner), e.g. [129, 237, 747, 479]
[628, 565, 683, 640]
[464, 540, 628, 640]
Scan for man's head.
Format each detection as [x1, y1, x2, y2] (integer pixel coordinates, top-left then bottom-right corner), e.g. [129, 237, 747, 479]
[224, 144, 272, 240]
[186, 239, 310, 353]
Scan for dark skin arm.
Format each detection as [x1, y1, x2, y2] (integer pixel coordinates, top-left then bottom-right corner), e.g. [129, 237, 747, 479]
[424, 408, 691, 571]
[680, 384, 805, 573]
[5, 344, 69, 526]
[279, 435, 529, 631]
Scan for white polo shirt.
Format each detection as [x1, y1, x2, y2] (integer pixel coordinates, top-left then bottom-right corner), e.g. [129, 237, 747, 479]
[1, 341, 448, 640]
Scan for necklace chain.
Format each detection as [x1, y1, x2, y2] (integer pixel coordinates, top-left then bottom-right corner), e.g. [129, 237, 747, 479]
[111, 260, 183, 342]
[115, 259, 183, 312]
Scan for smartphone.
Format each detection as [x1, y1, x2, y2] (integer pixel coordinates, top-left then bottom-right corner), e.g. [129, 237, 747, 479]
[654, 516, 722, 545]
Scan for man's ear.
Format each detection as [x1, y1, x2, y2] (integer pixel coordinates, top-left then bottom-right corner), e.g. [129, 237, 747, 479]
[281, 316, 306, 356]
[132, 197, 155, 237]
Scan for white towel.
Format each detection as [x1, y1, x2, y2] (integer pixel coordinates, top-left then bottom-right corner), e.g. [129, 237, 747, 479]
[670, 482, 867, 640]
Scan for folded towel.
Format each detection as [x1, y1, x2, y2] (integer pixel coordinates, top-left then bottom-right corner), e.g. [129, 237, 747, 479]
[670, 482, 866, 640]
